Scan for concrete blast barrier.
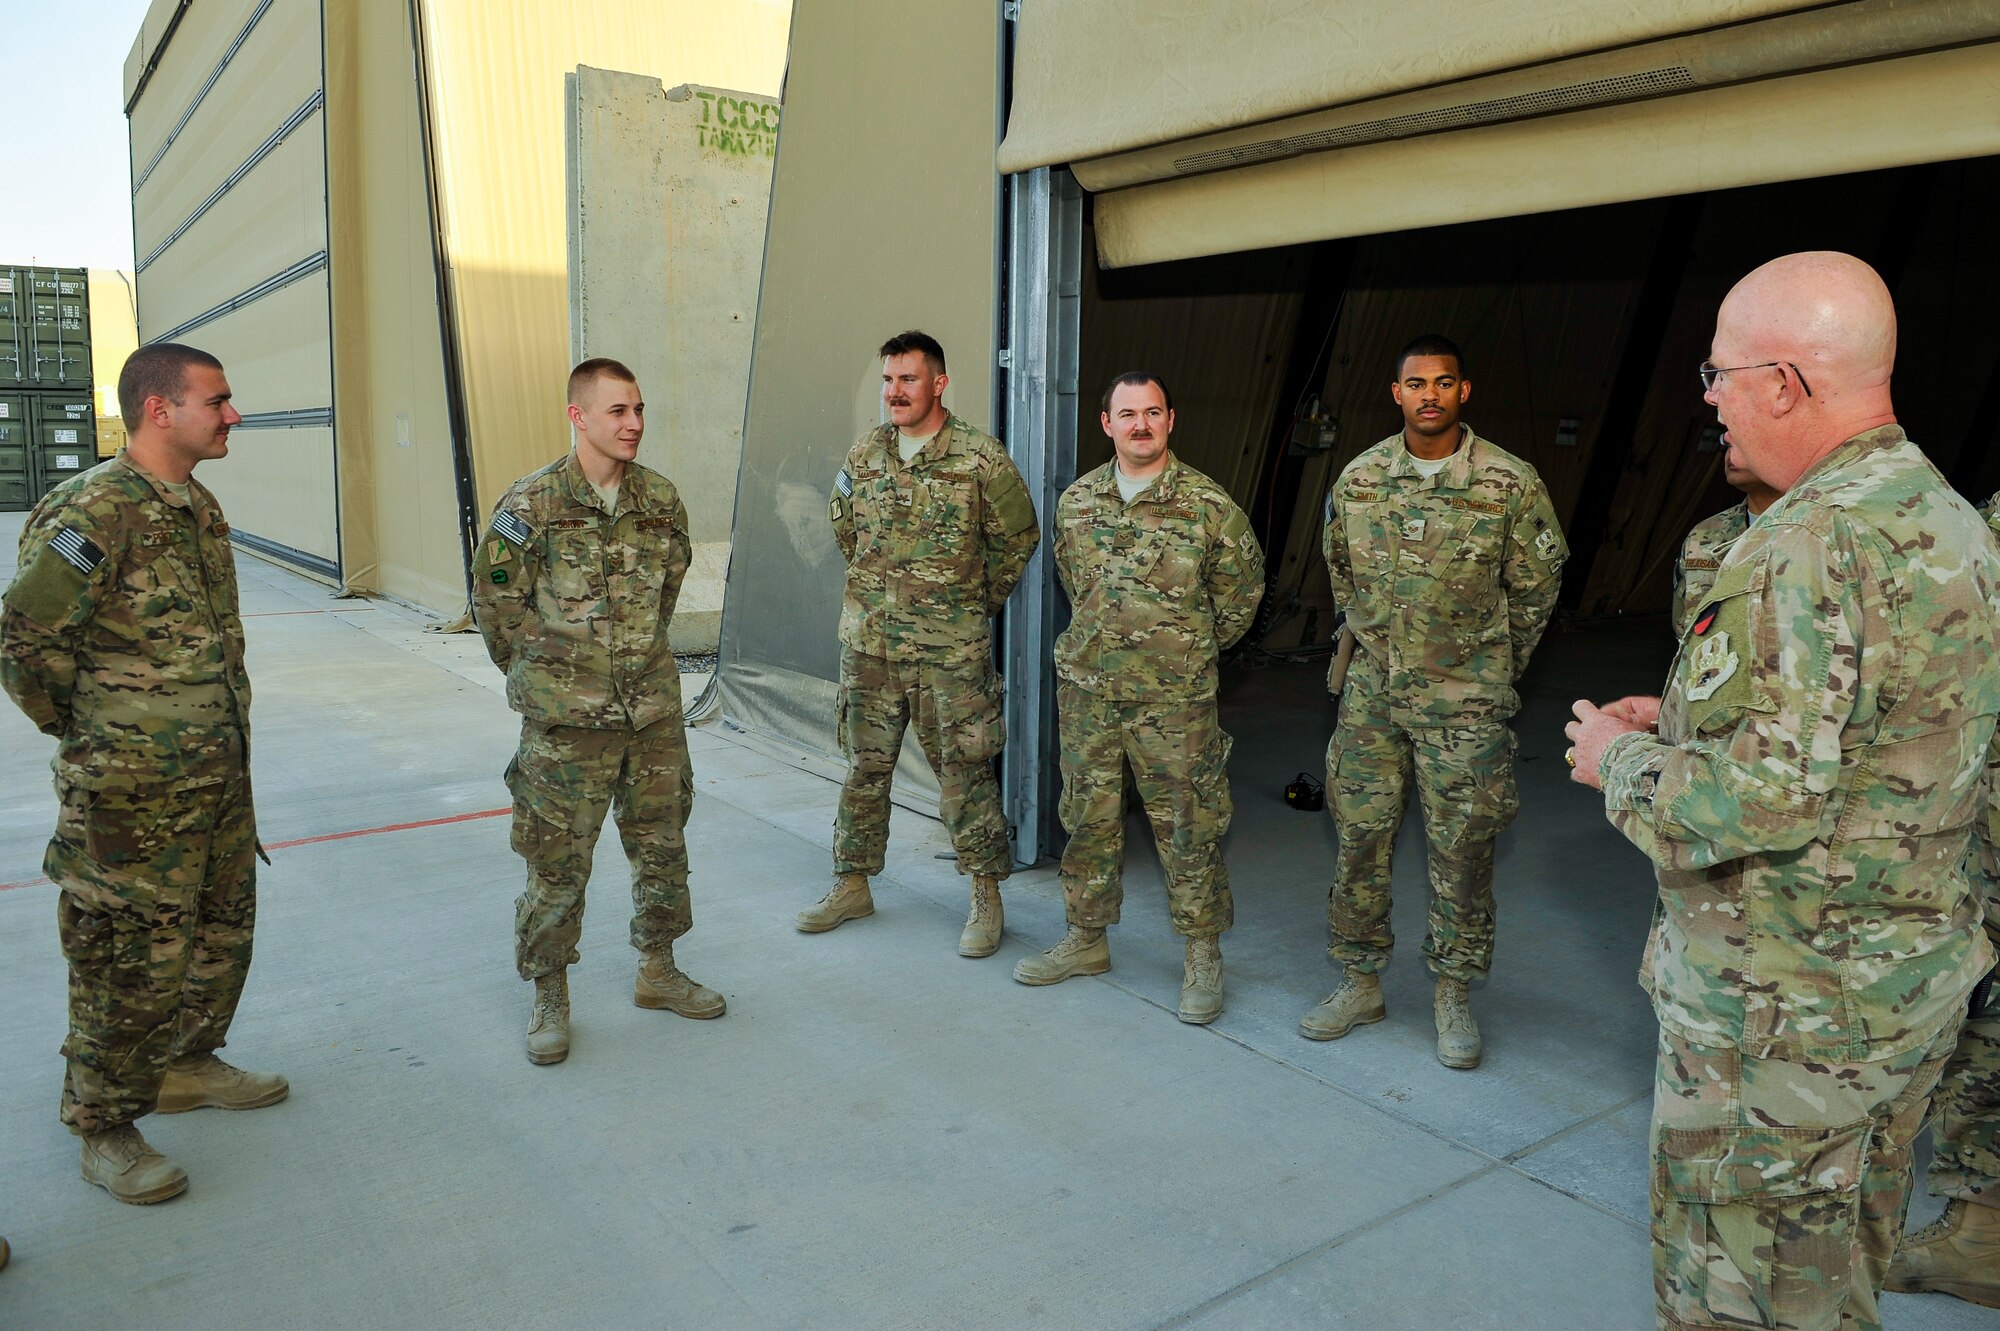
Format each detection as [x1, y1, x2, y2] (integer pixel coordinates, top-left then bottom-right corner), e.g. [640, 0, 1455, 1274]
[567, 68, 780, 653]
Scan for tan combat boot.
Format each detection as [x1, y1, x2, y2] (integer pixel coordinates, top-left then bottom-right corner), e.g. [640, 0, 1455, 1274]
[156, 1054, 289, 1113]
[959, 874, 1004, 958]
[526, 970, 570, 1065]
[1885, 1200, 2000, 1307]
[80, 1124, 188, 1205]
[796, 873, 874, 933]
[1434, 977, 1482, 1069]
[1013, 925, 1110, 985]
[1298, 970, 1385, 1041]
[636, 944, 726, 1018]
[1179, 935, 1224, 1024]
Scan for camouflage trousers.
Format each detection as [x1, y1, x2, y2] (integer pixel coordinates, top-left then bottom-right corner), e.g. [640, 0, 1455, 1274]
[1056, 682, 1234, 938]
[1651, 1021, 1958, 1331]
[47, 772, 258, 1135]
[833, 647, 1010, 880]
[1923, 971, 2000, 1209]
[507, 716, 693, 981]
[1325, 681, 1517, 980]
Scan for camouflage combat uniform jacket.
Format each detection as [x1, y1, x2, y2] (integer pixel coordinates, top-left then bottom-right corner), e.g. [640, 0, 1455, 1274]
[1, 452, 250, 791]
[472, 451, 691, 730]
[1670, 500, 1750, 638]
[1053, 455, 1264, 702]
[829, 414, 1039, 665]
[1602, 426, 2000, 1062]
[1325, 427, 1566, 725]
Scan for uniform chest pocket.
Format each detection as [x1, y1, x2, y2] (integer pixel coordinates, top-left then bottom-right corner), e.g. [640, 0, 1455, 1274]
[123, 541, 200, 624]
[633, 515, 689, 584]
[1341, 500, 1391, 577]
[546, 523, 605, 602]
[1677, 561, 1766, 737]
[915, 473, 978, 549]
[1437, 506, 1508, 602]
[1148, 516, 1205, 594]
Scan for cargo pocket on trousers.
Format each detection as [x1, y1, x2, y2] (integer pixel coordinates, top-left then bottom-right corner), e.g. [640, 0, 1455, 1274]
[1194, 728, 1235, 840]
[1657, 1122, 1867, 1329]
[938, 673, 1005, 766]
[505, 753, 565, 860]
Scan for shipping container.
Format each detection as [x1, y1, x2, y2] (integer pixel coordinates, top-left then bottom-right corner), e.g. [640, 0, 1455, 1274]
[28, 394, 97, 505]
[0, 266, 93, 392]
[0, 393, 28, 510]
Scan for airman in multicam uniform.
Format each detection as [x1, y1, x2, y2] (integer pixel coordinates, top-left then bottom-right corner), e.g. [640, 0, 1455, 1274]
[1301, 335, 1566, 1070]
[797, 331, 1039, 958]
[1669, 457, 1775, 639]
[472, 357, 723, 1066]
[1880, 494, 2000, 1311]
[1013, 372, 1264, 1024]
[1569, 253, 2000, 1331]
[1, 343, 287, 1206]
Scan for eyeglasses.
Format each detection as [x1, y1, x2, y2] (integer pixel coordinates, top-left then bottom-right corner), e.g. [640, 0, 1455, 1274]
[1699, 360, 1813, 397]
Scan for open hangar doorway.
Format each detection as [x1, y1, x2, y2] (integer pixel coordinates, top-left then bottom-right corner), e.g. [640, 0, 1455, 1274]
[1060, 153, 2000, 829]
[1017, 156, 2000, 1177]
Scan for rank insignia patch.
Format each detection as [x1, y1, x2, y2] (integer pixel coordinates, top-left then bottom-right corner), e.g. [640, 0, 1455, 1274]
[1684, 629, 1738, 702]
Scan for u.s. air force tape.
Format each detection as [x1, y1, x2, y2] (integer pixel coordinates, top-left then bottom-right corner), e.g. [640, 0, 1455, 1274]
[835, 468, 853, 498]
[492, 510, 533, 546]
[49, 526, 106, 574]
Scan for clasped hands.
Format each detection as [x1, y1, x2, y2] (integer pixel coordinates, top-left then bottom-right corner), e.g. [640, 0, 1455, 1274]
[1562, 696, 1659, 791]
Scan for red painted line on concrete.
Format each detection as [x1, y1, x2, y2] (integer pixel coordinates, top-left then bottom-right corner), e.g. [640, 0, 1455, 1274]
[262, 807, 508, 850]
[0, 806, 510, 893]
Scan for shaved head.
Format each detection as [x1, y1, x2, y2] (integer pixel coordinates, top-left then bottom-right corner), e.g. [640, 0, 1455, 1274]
[1706, 251, 1899, 493]
[1716, 251, 1896, 398]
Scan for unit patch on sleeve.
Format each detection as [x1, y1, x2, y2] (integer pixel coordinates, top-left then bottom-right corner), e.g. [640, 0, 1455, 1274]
[49, 526, 106, 575]
[491, 509, 533, 547]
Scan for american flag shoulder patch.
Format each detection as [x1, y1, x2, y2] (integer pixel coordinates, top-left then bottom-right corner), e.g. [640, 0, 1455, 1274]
[48, 526, 106, 575]
[835, 468, 853, 498]
[491, 510, 533, 547]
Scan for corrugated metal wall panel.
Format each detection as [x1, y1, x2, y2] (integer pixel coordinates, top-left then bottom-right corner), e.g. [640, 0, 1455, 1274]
[138, 130, 328, 338]
[129, 0, 337, 577]
[133, 0, 322, 262]
[196, 423, 339, 569]
[128, 0, 267, 176]
[173, 270, 335, 413]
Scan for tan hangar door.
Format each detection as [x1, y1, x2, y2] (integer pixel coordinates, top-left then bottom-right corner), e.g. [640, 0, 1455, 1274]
[126, 0, 339, 576]
[996, 0, 2000, 267]
[713, 0, 1005, 812]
